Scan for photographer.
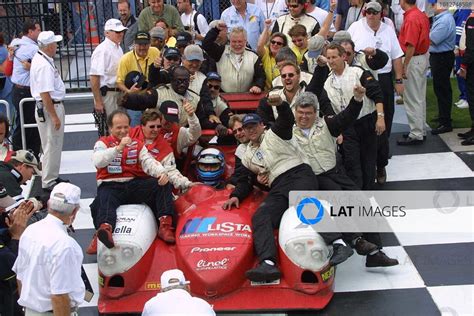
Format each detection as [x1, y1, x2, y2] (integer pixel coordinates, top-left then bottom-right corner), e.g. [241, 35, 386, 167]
[0, 200, 35, 316]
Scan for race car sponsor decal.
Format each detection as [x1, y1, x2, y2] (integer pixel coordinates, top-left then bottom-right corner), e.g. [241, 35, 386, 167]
[114, 216, 137, 235]
[145, 282, 161, 291]
[321, 266, 334, 282]
[125, 159, 137, 165]
[190, 246, 236, 253]
[180, 217, 252, 239]
[196, 258, 229, 271]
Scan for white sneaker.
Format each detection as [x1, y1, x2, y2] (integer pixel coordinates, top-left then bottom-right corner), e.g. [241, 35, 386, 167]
[456, 99, 469, 109]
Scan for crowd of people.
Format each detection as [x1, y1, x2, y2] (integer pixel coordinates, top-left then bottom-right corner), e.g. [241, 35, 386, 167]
[0, 0, 473, 314]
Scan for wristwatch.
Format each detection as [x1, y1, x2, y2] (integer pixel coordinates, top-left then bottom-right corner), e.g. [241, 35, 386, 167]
[377, 112, 385, 118]
[395, 78, 403, 84]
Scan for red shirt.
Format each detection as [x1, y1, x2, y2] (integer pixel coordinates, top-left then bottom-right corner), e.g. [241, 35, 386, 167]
[398, 7, 430, 54]
[96, 135, 145, 181]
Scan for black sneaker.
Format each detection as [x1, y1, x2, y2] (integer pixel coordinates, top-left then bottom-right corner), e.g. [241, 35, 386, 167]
[458, 129, 474, 139]
[354, 238, 379, 256]
[329, 244, 354, 266]
[461, 136, 474, 146]
[376, 167, 387, 185]
[366, 251, 399, 267]
[245, 262, 281, 282]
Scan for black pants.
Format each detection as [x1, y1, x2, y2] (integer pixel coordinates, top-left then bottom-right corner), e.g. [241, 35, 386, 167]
[377, 72, 395, 169]
[93, 178, 174, 230]
[466, 62, 474, 127]
[11, 86, 41, 157]
[0, 278, 22, 316]
[318, 167, 359, 190]
[342, 112, 377, 190]
[430, 51, 455, 127]
[251, 164, 342, 263]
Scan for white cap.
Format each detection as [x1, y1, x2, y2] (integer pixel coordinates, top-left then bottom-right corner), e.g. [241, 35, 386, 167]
[160, 269, 190, 290]
[104, 18, 128, 32]
[37, 31, 63, 46]
[50, 183, 81, 205]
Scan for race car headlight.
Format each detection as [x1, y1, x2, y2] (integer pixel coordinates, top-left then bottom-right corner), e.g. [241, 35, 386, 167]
[284, 237, 330, 271]
[98, 241, 144, 277]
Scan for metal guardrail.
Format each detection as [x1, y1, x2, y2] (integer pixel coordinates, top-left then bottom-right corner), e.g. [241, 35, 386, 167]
[0, 100, 12, 125]
[19, 93, 94, 150]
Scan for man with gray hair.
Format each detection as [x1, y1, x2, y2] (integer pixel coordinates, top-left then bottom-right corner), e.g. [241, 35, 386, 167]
[293, 90, 363, 189]
[202, 24, 265, 93]
[292, 91, 399, 267]
[13, 183, 85, 315]
[142, 269, 215, 315]
[30, 31, 67, 190]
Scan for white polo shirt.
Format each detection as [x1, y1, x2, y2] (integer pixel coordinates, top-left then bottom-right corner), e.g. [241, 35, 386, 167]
[142, 288, 215, 316]
[347, 18, 404, 74]
[12, 214, 85, 313]
[307, 7, 337, 33]
[30, 50, 66, 101]
[89, 37, 124, 88]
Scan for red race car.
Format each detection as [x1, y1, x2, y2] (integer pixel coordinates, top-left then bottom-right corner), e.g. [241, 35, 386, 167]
[96, 93, 335, 314]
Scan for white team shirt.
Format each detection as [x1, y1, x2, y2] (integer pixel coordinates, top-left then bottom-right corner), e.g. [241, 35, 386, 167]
[254, 0, 287, 21]
[89, 37, 124, 88]
[142, 288, 216, 316]
[307, 6, 337, 33]
[181, 10, 210, 46]
[347, 18, 404, 74]
[30, 50, 66, 101]
[12, 214, 85, 313]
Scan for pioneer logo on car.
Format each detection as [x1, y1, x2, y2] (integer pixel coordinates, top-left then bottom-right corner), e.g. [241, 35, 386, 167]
[191, 246, 236, 253]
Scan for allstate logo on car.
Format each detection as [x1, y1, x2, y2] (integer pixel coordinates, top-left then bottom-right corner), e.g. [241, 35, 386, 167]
[296, 197, 324, 225]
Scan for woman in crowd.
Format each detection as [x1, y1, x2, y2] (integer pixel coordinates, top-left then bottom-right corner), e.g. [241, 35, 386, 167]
[257, 19, 288, 90]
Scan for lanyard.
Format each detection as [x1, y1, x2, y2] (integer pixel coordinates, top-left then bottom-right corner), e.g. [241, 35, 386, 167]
[264, 0, 277, 19]
[134, 51, 149, 78]
[38, 50, 56, 70]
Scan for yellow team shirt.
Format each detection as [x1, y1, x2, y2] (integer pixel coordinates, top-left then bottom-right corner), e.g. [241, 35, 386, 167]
[262, 46, 280, 90]
[291, 46, 307, 67]
[116, 47, 160, 83]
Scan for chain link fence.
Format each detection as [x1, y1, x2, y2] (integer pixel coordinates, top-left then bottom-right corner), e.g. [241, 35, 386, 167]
[0, 0, 230, 91]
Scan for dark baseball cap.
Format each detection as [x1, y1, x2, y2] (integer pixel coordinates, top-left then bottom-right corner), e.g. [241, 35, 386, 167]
[163, 47, 181, 59]
[159, 101, 180, 123]
[242, 113, 262, 127]
[135, 31, 151, 44]
[124, 71, 147, 89]
[207, 72, 221, 82]
[176, 31, 192, 47]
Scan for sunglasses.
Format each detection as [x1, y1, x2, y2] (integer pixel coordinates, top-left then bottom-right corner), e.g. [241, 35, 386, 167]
[366, 9, 380, 15]
[165, 56, 180, 61]
[148, 124, 162, 129]
[281, 73, 296, 79]
[208, 84, 221, 90]
[175, 78, 190, 84]
[270, 40, 284, 46]
[288, 4, 300, 8]
[232, 127, 243, 135]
